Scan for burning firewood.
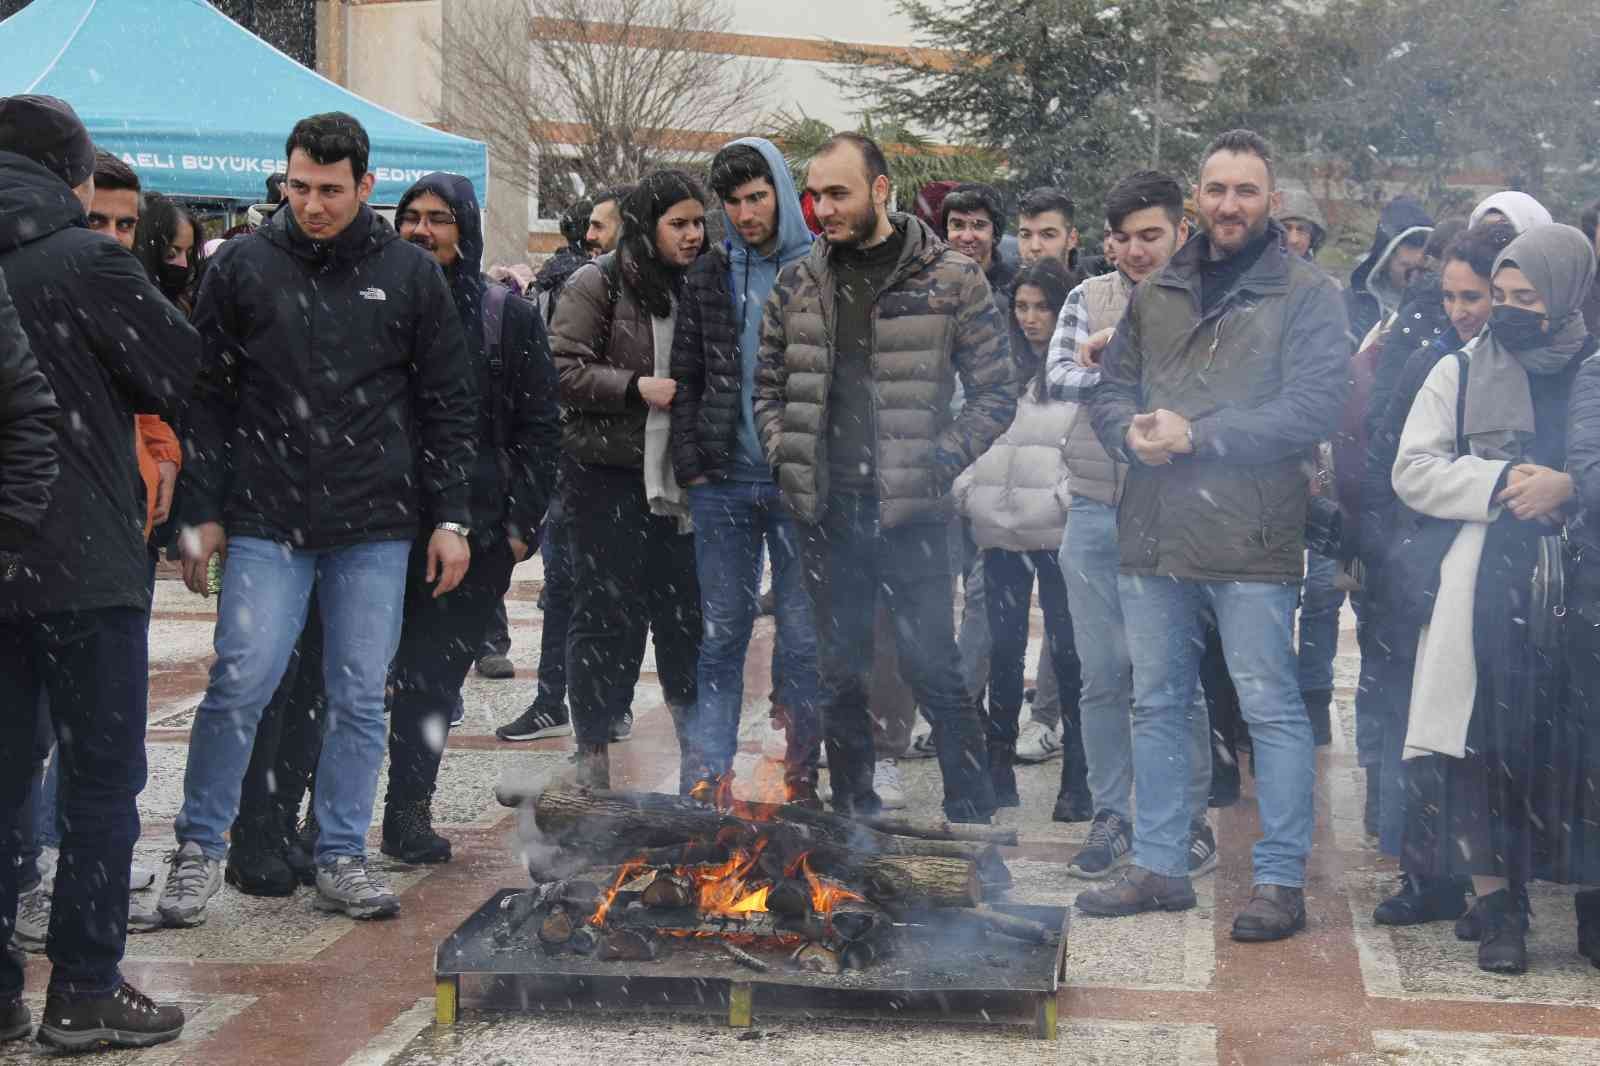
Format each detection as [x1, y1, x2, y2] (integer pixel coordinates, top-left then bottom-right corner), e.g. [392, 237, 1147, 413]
[792, 942, 842, 975]
[599, 928, 659, 962]
[537, 908, 575, 946]
[641, 874, 695, 910]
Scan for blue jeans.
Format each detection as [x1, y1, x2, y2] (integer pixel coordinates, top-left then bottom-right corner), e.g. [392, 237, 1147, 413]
[1061, 502, 1211, 822]
[175, 536, 410, 864]
[1296, 551, 1344, 695]
[1119, 575, 1314, 885]
[686, 481, 820, 785]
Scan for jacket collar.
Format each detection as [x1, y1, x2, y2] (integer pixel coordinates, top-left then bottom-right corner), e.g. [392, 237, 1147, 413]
[1152, 218, 1292, 306]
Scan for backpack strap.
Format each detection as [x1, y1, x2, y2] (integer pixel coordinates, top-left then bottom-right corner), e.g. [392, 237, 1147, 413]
[482, 281, 513, 451]
[594, 252, 622, 361]
[1452, 348, 1469, 459]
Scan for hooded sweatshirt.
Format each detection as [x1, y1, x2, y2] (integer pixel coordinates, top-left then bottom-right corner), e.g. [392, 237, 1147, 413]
[724, 138, 814, 479]
[1347, 196, 1434, 341]
[1468, 190, 1553, 234]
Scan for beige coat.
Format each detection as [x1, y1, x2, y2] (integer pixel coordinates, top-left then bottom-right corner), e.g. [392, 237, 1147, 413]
[954, 386, 1073, 552]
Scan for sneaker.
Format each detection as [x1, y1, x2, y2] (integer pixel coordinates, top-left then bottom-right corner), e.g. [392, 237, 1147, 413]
[156, 841, 223, 928]
[1077, 866, 1196, 916]
[127, 897, 163, 935]
[36, 981, 184, 1051]
[130, 861, 156, 893]
[903, 725, 938, 760]
[610, 709, 633, 743]
[15, 882, 50, 952]
[475, 653, 516, 679]
[1014, 719, 1063, 764]
[1188, 819, 1218, 878]
[1, 995, 28, 1043]
[449, 693, 466, 728]
[314, 857, 401, 920]
[1068, 810, 1133, 880]
[495, 703, 572, 741]
[874, 758, 907, 811]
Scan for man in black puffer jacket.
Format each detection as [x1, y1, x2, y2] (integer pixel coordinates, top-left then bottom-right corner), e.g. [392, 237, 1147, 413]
[0, 269, 56, 559]
[161, 113, 475, 929]
[669, 137, 819, 802]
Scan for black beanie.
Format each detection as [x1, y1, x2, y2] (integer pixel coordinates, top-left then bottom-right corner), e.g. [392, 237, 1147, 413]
[0, 94, 96, 187]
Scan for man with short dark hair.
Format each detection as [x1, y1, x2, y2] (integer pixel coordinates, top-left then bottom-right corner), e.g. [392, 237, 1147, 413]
[1346, 195, 1433, 343]
[1016, 187, 1078, 269]
[85, 151, 140, 247]
[160, 111, 476, 926]
[671, 137, 820, 803]
[585, 185, 631, 256]
[942, 180, 1013, 291]
[0, 92, 199, 1050]
[1082, 130, 1349, 941]
[755, 132, 1021, 822]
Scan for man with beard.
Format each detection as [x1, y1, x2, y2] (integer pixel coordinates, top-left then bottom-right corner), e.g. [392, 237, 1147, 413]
[160, 112, 474, 926]
[585, 185, 631, 256]
[942, 181, 1014, 293]
[1081, 131, 1349, 941]
[1015, 187, 1080, 271]
[385, 173, 558, 861]
[754, 132, 1022, 822]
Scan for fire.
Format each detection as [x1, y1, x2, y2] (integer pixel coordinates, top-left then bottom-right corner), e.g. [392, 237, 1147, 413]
[590, 858, 647, 927]
[691, 762, 789, 821]
[789, 853, 864, 917]
[685, 838, 771, 917]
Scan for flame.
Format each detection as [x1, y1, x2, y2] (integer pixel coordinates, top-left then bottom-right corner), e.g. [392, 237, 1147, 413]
[693, 766, 789, 822]
[589, 858, 647, 927]
[677, 838, 774, 918]
[793, 854, 863, 917]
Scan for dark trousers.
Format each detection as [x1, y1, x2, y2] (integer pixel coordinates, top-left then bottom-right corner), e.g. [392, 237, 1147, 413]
[233, 601, 325, 849]
[563, 458, 700, 747]
[478, 600, 512, 659]
[0, 608, 148, 999]
[532, 496, 572, 710]
[387, 537, 517, 807]
[1200, 626, 1243, 807]
[801, 493, 995, 822]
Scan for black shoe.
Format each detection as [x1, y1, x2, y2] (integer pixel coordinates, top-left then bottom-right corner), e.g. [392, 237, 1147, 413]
[1363, 768, 1380, 837]
[1374, 873, 1468, 926]
[1077, 866, 1196, 916]
[1476, 888, 1528, 974]
[1303, 689, 1332, 746]
[1575, 889, 1600, 969]
[381, 801, 452, 865]
[284, 836, 317, 887]
[36, 981, 184, 1051]
[449, 693, 466, 728]
[495, 703, 572, 741]
[1188, 819, 1218, 877]
[1068, 810, 1133, 880]
[988, 741, 1019, 808]
[1051, 791, 1093, 823]
[1231, 884, 1307, 942]
[1, 996, 28, 1043]
[224, 846, 297, 897]
[610, 709, 633, 743]
[475, 653, 516, 679]
[1456, 886, 1527, 942]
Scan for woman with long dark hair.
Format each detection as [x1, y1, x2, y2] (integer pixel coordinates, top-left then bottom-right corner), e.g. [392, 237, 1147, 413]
[133, 193, 200, 311]
[1393, 223, 1596, 973]
[551, 169, 706, 790]
[954, 258, 1087, 812]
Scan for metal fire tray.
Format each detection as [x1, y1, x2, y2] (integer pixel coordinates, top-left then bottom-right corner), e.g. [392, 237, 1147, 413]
[435, 889, 1069, 1039]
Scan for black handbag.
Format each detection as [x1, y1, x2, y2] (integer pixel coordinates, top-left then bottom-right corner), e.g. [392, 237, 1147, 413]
[1529, 530, 1568, 654]
[1374, 351, 1469, 629]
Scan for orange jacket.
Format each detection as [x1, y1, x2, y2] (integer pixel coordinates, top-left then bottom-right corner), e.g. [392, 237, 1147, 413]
[135, 414, 181, 539]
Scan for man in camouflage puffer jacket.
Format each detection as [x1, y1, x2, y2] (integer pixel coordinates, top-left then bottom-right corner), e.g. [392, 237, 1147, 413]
[754, 133, 1021, 823]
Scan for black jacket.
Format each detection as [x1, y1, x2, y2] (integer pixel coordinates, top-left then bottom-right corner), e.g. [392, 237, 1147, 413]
[1346, 197, 1434, 342]
[0, 266, 58, 551]
[182, 202, 475, 549]
[533, 246, 588, 325]
[396, 173, 558, 545]
[0, 151, 200, 615]
[668, 246, 743, 483]
[1564, 350, 1600, 565]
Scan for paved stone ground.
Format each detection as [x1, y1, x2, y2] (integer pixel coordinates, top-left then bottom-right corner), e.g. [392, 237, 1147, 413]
[5, 561, 1599, 1065]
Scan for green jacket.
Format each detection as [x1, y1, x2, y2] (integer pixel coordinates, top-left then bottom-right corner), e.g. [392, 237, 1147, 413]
[1089, 222, 1351, 582]
[753, 214, 1021, 529]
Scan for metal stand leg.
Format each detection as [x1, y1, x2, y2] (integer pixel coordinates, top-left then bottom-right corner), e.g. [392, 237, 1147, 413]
[436, 975, 460, 1025]
[1034, 993, 1058, 1040]
[728, 982, 753, 1028]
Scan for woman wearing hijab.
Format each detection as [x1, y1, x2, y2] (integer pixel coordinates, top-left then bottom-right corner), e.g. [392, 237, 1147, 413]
[1392, 223, 1597, 974]
[551, 170, 706, 790]
[1467, 190, 1553, 235]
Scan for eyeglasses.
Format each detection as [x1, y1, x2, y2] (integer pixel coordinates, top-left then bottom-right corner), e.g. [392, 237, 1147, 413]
[398, 210, 457, 227]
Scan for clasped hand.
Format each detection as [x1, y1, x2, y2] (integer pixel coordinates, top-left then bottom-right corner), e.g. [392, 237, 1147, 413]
[1494, 463, 1573, 524]
[1125, 409, 1193, 466]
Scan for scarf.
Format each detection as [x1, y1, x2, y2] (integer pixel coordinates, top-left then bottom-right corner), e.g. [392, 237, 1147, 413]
[644, 294, 691, 532]
[1461, 223, 1596, 459]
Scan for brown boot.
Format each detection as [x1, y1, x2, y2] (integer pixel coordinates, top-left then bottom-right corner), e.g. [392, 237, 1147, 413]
[1231, 884, 1307, 942]
[1076, 866, 1196, 916]
[573, 744, 610, 790]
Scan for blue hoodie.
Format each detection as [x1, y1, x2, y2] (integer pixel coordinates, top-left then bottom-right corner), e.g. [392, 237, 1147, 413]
[723, 137, 813, 479]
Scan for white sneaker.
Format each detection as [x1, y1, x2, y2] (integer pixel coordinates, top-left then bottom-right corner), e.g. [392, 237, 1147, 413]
[130, 860, 157, 893]
[874, 759, 907, 810]
[314, 857, 400, 920]
[1014, 719, 1063, 764]
[902, 725, 938, 760]
[156, 841, 223, 928]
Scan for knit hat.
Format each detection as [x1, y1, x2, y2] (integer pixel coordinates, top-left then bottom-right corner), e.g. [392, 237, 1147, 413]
[0, 95, 96, 187]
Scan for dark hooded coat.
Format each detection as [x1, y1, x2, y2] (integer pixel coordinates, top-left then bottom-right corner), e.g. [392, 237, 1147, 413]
[1346, 196, 1434, 342]
[0, 266, 57, 552]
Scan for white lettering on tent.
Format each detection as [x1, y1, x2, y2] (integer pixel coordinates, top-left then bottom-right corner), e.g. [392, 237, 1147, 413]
[374, 167, 431, 184]
[121, 152, 175, 170]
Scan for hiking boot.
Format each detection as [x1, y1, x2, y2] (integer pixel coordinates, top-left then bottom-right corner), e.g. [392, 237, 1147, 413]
[1077, 866, 1196, 916]
[127, 897, 164, 935]
[1068, 810, 1133, 880]
[1, 996, 29, 1043]
[1051, 789, 1094, 823]
[475, 653, 515, 679]
[1188, 819, 1218, 878]
[381, 800, 452, 864]
[35, 981, 184, 1051]
[1373, 874, 1467, 926]
[314, 857, 400, 920]
[156, 841, 222, 928]
[987, 742, 1019, 808]
[610, 709, 634, 743]
[573, 744, 611, 790]
[495, 703, 572, 741]
[1575, 889, 1600, 968]
[1303, 689, 1332, 746]
[14, 882, 50, 952]
[1014, 719, 1062, 764]
[1363, 768, 1381, 837]
[224, 846, 297, 897]
[1231, 884, 1306, 942]
[903, 725, 938, 760]
[1476, 888, 1528, 974]
[874, 759, 907, 811]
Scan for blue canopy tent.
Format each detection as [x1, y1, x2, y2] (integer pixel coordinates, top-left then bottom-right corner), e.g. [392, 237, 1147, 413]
[0, 0, 488, 205]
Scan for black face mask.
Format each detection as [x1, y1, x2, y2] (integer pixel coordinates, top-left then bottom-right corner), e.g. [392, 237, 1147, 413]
[157, 262, 191, 300]
[1489, 305, 1549, 352]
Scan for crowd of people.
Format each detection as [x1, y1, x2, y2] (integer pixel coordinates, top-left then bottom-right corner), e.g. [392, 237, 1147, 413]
[2, 86, 1600, 1054]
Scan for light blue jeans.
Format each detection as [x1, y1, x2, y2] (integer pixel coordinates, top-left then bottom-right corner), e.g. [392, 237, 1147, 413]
[1119, 574, 1314, 885]
[175, 536, 410, 864]
[1061, 501, 1210, 823]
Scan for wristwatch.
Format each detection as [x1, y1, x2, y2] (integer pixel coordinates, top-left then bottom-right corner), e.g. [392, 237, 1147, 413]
[1185, 425, 1197, 452]
[435, 521, 472, 539]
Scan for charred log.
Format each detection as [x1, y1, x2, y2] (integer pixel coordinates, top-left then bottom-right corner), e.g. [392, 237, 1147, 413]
[599, 928, 659, 962]
[641, 875, 695, 910]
